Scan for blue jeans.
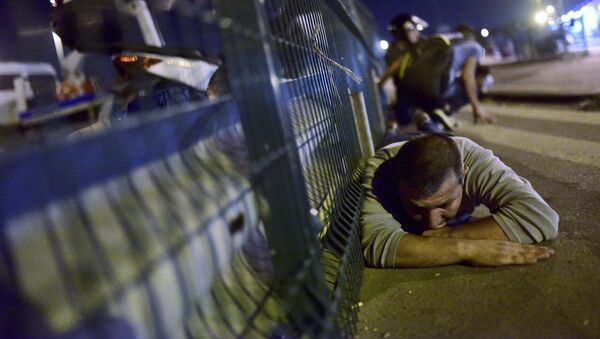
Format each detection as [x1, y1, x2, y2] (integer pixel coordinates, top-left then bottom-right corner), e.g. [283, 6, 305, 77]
[441, 80, 470, 114]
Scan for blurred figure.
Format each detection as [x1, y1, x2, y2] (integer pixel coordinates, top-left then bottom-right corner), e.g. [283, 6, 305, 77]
[441, 64, 494, 121]
[430, 24, 496, 130]
[68, 53, 211, 138]
[385, 14, 428, 66]
[51, 0, 218, 138]
[380, 23, 496, 133]
[380, 14, 429, 131]
[114, 54, 208, 116]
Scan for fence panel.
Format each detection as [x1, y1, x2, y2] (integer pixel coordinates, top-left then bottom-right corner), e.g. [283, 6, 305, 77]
[0, 0, 384, 337]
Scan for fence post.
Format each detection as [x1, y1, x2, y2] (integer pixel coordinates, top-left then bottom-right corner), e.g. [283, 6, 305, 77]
[349, 90, 374, 159]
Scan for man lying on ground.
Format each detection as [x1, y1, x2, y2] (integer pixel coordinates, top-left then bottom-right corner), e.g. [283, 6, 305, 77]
[361, 134, 558, 268]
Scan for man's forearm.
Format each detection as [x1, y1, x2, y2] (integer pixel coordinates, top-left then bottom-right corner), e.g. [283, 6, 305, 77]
[423, 216, 509, 241]
[394, 234, 467, 267]
[378, 58, 403, 87]
[394, 233, 554, 268]
[462, 57, 481, 108]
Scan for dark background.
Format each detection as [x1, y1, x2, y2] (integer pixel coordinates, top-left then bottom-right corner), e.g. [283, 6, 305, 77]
[361, 0, 584, 40]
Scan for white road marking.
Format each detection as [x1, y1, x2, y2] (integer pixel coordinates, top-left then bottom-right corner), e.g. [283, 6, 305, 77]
[479, 104, 600, 126]
[456, 118, 600, 168]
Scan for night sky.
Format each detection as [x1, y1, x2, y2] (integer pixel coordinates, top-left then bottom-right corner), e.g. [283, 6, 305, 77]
[362, 0, 585, 40]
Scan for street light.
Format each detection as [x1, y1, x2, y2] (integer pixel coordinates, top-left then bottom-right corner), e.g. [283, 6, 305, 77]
[534, 11, 549, 24]
[379, 40, 389, 50]
[481, 28, 490, 37]
[546, 5, 556, 14]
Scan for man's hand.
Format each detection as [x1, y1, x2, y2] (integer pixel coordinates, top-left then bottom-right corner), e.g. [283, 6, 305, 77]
[462, 239, 554, 266]
[420, 218, 553, 266]
[472, 104, 497, 124]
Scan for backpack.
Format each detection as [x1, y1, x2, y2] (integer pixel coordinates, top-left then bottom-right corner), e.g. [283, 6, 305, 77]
[395, 35, 454, 105]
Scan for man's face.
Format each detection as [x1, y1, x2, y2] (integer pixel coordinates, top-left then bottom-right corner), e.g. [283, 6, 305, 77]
[406, 28, 421, 44]
[398, 173, 463, 230]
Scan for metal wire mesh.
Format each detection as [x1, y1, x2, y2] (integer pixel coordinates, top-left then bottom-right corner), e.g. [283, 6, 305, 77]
[0, 0, 384, 337]
[215, 0, 383, 335]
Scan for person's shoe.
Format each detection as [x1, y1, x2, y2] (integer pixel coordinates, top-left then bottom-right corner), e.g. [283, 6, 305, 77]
[431, 108, 458, 131]
[414, 111, 445, 134]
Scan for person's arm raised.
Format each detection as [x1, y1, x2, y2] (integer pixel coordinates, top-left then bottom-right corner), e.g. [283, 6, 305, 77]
[394, 234, 554, 268]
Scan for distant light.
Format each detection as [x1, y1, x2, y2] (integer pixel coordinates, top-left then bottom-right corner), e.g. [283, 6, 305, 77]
[546, 5, 555, 14]
[571, 20, 583, 32]
[416, 24, 424, 31]
[534, 11, 549, 24]
[379, 40, 389, 50]
[309, 208, 319, 216]
[50, 0, 57, 6]
[582, 6, 598, 37]
[480, 28, 489, 38]
[561, 9, 583, 22]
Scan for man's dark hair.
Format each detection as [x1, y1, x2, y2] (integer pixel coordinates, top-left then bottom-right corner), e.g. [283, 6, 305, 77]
[391, 134, 463, 196]
[456, 24, 476, 40]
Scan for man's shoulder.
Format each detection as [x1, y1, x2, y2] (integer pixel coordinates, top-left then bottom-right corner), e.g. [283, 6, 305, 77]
[380, 140, 407, 151]
[368, 142, 403, 168]
[452, 39, 485, 60]
[450, 136, 488, 162]
[364, 141, 407, 180]
[450, 136, 477, 148]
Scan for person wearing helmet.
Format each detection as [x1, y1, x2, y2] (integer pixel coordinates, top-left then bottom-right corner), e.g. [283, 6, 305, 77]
[378, 14, 429, 133]
[385, 14, 428, 66]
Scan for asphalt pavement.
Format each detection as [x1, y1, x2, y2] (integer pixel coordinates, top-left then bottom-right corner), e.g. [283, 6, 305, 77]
[486, 51, 600, 99]
[357, 54, 600, 338]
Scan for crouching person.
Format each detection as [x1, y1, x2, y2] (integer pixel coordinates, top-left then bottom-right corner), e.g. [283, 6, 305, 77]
[361, 134, 558, 268]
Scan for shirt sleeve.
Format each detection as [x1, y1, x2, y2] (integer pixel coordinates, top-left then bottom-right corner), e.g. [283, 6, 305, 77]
[459, 138, 559, 243]
[454, 40, 485, 61]
[360, 147, 407, 268]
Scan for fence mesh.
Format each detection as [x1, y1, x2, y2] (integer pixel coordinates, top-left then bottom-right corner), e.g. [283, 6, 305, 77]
[0, 0, 384, 337]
